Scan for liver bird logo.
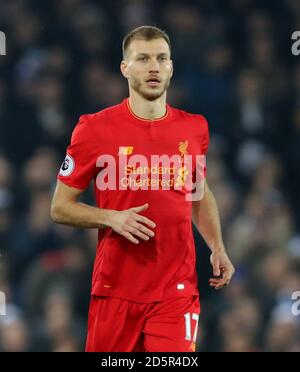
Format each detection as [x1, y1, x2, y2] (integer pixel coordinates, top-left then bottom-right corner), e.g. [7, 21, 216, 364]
[179, 140, 188, 158]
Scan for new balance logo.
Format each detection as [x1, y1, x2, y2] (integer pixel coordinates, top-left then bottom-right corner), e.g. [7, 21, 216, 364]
[119, 146, 134, 155]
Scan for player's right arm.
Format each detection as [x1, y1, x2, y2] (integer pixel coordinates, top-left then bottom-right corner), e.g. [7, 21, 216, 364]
[51, 181, 155, 245]
[51, 115, 155, 244]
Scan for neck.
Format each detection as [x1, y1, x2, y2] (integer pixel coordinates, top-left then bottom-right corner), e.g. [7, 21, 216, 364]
[128, 90, 167, 120]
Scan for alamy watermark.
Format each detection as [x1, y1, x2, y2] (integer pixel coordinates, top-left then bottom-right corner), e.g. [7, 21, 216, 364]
[0, 31, 6, 56]
[291, 291, 300, 316]
[291, 31, 300, 56]
[0, 291, 6, 316]
[60, 150, 207, 202]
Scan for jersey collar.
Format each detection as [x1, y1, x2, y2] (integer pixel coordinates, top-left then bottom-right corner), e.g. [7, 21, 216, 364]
[122, 98, 172, 127]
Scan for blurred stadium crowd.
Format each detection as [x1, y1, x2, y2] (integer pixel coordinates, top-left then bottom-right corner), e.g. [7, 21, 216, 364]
[0, 0, 300, 352]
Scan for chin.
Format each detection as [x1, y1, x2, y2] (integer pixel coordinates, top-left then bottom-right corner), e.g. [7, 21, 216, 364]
[140, 89, 166, 101]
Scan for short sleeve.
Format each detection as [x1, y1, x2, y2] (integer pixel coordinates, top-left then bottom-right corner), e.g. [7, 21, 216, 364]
[57, 115, 98, 190]
[193, 115, 210, 181]
[199, 115, 210, 155]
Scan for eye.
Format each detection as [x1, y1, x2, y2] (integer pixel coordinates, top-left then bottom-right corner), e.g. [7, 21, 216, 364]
[159, 56, 167, 62]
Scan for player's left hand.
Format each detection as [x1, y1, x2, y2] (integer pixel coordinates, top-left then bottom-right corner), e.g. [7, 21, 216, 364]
[209, 250, 235, 290]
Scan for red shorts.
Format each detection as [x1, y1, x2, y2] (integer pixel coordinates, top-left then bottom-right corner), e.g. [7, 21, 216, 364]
[85, 295, 200, 352]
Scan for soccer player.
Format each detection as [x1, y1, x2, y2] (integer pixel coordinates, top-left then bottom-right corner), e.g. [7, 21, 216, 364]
[50, 25, 235, 352]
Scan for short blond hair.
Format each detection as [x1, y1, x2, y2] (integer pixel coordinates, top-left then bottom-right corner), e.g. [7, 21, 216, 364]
[122, 25, 171, 58]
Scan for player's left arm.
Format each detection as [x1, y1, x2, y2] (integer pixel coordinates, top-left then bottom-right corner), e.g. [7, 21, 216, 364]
[192, 181, 235, 290]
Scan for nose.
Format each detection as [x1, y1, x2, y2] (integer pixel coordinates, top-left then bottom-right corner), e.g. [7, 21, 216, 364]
[148, 57, 160, 72]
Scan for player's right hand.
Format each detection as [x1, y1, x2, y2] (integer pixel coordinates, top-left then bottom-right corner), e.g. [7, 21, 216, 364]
[107, 203, 156, 244]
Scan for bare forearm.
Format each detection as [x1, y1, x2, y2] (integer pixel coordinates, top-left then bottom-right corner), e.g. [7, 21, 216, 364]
[192, 185, 225, 253]
[51, 200, 113, 229]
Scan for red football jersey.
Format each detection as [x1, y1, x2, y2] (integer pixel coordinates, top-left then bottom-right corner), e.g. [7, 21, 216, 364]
[58, 98, 209, 303]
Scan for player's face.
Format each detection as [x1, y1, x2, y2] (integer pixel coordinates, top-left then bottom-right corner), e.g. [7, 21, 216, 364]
[121, 38, 173, 101]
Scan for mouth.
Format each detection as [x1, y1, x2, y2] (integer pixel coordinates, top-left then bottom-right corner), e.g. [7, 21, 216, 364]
[145, 77, 161, 87]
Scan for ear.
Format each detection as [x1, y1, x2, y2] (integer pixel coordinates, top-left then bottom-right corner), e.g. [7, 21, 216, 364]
[120, 60, 129, 79]
[170, 59, 174, 79]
